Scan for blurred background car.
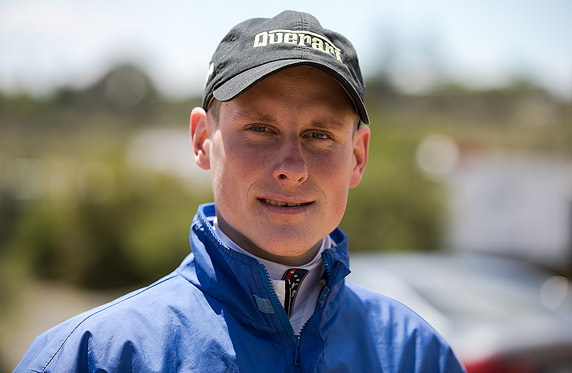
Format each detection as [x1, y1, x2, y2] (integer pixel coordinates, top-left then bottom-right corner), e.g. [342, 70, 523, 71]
[348, 252, 572, 372]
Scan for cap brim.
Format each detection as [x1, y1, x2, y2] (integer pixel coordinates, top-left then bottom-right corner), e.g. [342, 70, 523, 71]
[213, 59, 369, 124]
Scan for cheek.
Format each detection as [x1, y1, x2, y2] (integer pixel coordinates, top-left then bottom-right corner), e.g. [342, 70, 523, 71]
[209, 140, 260, 200]
[313, 152, 353, 210]
[315, 149, 355, 185]
[209, 137, 235, 202]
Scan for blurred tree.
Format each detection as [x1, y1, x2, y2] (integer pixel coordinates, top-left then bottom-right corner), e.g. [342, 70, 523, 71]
[342, 122, 446, 252]
[80, 64, 160, 115]
[1, 62, 570, 291]
[5, 159, 210, 289]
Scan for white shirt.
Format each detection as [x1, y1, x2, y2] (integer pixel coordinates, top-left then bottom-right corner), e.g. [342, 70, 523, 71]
[212, 219, 330, 335]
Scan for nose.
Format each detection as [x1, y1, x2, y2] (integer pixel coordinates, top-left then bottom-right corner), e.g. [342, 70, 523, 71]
[272, 136, 308, 184]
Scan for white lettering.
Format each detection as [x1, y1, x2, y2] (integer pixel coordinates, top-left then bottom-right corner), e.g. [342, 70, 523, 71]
[298, 34, 311, 47]
[252, 29, 343, 62]
[253, 32, 268, 47]
[311, 37, 323, 51]
[269, 32, 283, 44]
[334, 49, 342, 61]
[284, 33, 297, 44]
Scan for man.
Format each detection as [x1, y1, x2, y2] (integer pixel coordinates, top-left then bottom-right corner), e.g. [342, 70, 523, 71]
[16, 11, 464, 372]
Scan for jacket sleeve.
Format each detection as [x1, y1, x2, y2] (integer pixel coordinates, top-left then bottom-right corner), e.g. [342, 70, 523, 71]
[14, 315, 93, 373]
[344, 282, 466, 373]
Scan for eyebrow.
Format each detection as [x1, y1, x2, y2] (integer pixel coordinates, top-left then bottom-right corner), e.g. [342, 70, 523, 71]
[233, 109, 350, 131]
[309, 118, 348, 131]
[231, 109, 276, 124]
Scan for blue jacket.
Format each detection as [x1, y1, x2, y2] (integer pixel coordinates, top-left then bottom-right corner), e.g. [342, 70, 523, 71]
[16, 203, 464, 372]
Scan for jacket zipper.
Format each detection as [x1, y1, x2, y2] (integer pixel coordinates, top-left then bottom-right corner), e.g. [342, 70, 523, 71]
[257, 250, 339, 368]
[294, 335, 301, 367]
[258, 264, 301, 367]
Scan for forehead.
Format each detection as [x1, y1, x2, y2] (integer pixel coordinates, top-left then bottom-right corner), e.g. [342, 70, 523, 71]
[217, 66, 357, 125]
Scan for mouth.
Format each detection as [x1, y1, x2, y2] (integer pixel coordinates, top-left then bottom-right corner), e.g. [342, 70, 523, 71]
[260, 198, 313, 207]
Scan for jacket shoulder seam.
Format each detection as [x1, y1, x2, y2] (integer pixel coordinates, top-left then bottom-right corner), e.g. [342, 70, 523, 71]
[40, 273, 180, 372]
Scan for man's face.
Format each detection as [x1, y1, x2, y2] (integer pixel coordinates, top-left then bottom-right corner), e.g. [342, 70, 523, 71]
[192, 66, 369, 265]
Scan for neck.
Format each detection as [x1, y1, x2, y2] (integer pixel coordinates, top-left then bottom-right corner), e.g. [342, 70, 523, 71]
[216, 211, 321, 266]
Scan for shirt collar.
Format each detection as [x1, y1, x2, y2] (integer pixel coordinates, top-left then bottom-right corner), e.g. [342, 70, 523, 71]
[212, 216, 330, 280]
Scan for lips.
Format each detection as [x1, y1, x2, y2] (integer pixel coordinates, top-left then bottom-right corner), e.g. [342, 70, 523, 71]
[260, 198, 312, 207]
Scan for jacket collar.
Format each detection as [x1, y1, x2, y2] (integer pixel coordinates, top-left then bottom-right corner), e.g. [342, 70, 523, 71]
[177, 203, 351, 333]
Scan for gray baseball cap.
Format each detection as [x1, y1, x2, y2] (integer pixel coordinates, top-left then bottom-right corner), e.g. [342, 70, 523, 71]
[202, 10, 369, 124]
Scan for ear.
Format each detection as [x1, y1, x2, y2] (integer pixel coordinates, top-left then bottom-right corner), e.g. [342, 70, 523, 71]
[349, 125, 370, 188]
[190, 107, 211, 170]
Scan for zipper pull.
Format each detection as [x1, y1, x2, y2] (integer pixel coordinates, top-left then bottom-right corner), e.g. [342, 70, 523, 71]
[294, 335, 301, 367]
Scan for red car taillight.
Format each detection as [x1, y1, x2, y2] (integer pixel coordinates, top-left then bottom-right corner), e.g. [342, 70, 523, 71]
[464, 356, 537, 373]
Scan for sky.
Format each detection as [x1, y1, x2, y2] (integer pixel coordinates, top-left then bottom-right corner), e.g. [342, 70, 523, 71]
[1, 0, 571, 99]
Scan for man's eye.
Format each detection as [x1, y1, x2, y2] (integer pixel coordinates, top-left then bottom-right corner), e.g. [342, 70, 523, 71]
[251, 125, 268, 133]
[309, 132, 328, 140]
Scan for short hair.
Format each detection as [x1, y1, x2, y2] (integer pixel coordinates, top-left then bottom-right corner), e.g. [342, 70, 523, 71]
[206, 99, 221, 124]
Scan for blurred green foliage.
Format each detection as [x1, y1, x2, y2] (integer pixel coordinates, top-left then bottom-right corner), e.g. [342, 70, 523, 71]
[5, 164, 211, 289]
[1, 63, 571, 293]
[342, 125, 446, 252]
